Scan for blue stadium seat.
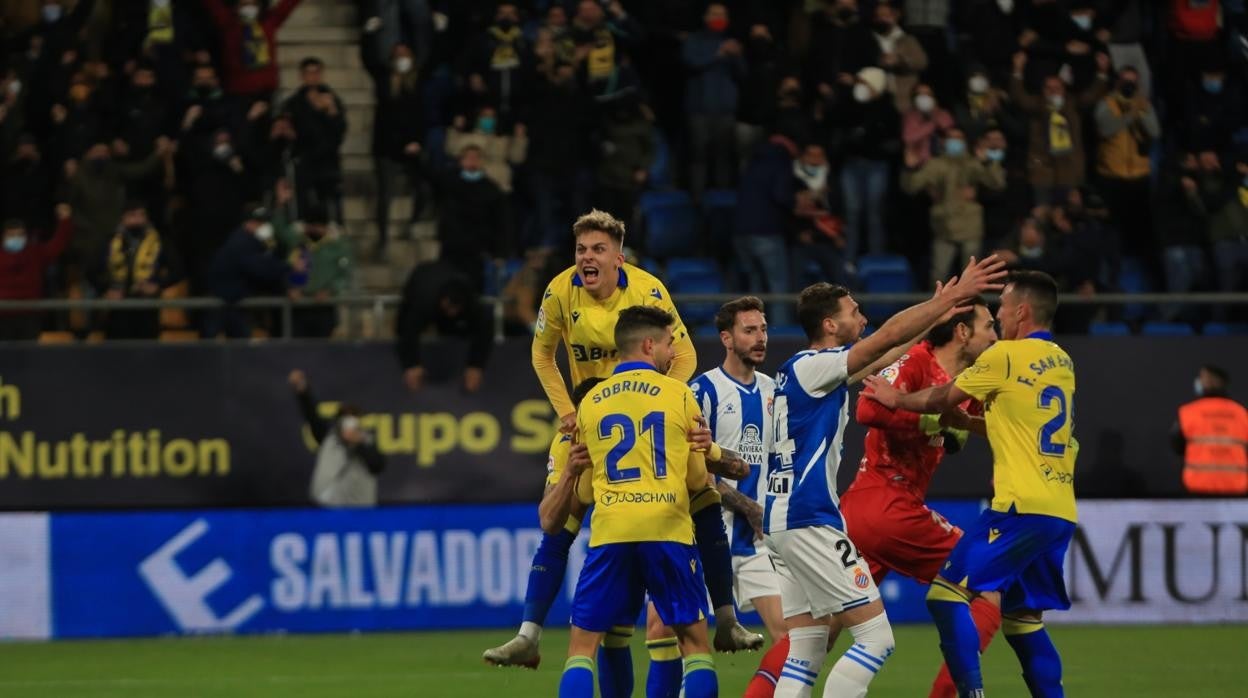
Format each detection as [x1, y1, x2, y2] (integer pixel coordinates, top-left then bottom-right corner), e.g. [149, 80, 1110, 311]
[1203, 322, 1248, 336]
[1140, 322, 1195, 336]
[857, 255, 914, 320]
[769, 325, 807, 339]
[647, 128, 672, 190]
[425, 125, 449, 174]
[1118, 257, 1155, 322]
[482, 258, 524, 297]
[702, 189, 738, 257]
[669, 273, 723, 327]
[639, 257, 663, 276]
[666, 258, 720, 283]
[1089, 322, 1131, 337]
[642, 194, 699, 258]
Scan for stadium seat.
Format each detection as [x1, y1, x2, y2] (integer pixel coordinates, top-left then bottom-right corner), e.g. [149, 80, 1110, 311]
[639, 257, 663, 276]
[666, 257, 720, 284]
[647, 128, 673, 190]
[1140, 322, 1195, 336]
[425, 125, 449, 173]
[1118, 257, 1155, 322]
[1089, 322, 1131, 337]
[668, 267, 723, 327]
[641, 194, 699, 258]
[1203, 322, 1248, 336]
[702, 188, 738, 250]
[857, 254, 914, 319]
[768, 325, 807, 339]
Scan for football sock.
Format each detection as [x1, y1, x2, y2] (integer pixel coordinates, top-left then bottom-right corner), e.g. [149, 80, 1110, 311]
[559, 656, 595, 698]
[521, 527, 577, 632]
[927, 581, 983, 695]
[691, 501, 736, 617]
[682, 653, 719, 698]
[745, 634, 791, 697]
[598, 625, 635, 698]
[647, 636, 683, 698]
[823, 613, 895, 698]
[930, 597, 1002, 698]
[1004, 617, 1064, 698]
[775, 625, 829, 698]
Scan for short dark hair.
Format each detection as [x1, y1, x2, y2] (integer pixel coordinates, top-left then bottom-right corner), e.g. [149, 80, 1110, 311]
[715, 296, 765, 333]
[1007, 270, 1059, 326]
[614, 305, 674, 354]
[300, 57, 324, 71]
[1201, 364, 1230, 386]
[572, 377, 606, 407]
[797, 283, 851, 341]
[926, 296, 988, 347]
[572, 209, 626, 245]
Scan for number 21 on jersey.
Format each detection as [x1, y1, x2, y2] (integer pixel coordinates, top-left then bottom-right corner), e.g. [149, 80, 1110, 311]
[1036, 385, 1072, 456]
[599, 411, 667, 482]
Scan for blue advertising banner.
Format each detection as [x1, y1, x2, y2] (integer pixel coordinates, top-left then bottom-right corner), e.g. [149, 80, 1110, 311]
[49, 501, 985, 638]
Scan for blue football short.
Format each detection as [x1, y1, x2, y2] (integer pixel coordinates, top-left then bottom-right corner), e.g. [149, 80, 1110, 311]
[571, 541, 707, 632]
[940, 507, 1076, 613]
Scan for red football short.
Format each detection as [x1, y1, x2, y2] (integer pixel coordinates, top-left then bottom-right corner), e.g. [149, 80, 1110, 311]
[840, 484, 963, 585]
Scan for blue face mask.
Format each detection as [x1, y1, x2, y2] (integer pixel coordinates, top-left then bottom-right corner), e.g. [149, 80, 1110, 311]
[461, 169, 485, 182]
[1242, 175, 1248, 189]
[477, 116, 496, 134]
[1070, 14, 1092, 31]
[986, 148, 1006, 163]
[1203, 78, 1223, 94]
[3, 235, 27, 253]
[944, 139, 966, 157]
[42, 4, 62, 23]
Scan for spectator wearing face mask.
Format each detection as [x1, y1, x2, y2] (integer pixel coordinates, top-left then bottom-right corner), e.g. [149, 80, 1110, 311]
[805, 0, 880, 105]
[567, 0, 645, 99]
[279, 204, 350, 338]
[395, 259, 495, 394]
[360, 0, 432, 73]
[0, 205, 74, 341]
[1095, 65, 1160, 261]
[435, 145, 507, 290]
[362, 26, 426, 258]
[184, 128, 259, 292]
[20, 1, 97, 70]
[49, 69, 111, 168]
[1190, 151, 1248, 305]
[91, 200, 180, 340]
[902, 126, 1006, 283]
[203, 205, 296, 338]
[461, 2, 530, 124]
[282, 57, 347, 223]
[736, 19, 786, 171]
[1156, 151, 1212, 322]
[446, 105, 527, 194]
[288, 370, 385, 508]
[733, 134, 798, 324]
[901, 83, 954, 168]
[975, 127, 1031, 250]
[872, 2, 928, 113]
[791, 143, 848, 287]
[1181, 61, 1243, 155]
[832, 66, 900, 263]
[1009, 50, 1110, 204]
[1163, 0, 1226, 133]
[180, 62, 243, 158]
[201, 0, 302, 103]
[953, 65, 1024, 147]
[993, 216, 1060, 277]
[682, 2, 745, 200]
[771, 75, 815, 149]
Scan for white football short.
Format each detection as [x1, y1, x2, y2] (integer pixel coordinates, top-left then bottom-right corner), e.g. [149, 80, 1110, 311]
[731, 551, 782, 612]
[766, 526, 881, 620]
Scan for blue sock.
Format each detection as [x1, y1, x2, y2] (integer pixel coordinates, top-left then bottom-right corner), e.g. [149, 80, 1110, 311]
[559, 656, 595, 698]
[597, 625, 635, 698]
[1005, 619, 1064, 698]
[646, 637, 683, 698]
[682, 653, 718, 698]
[927, 582, 983, 694]
[692, 501, 735, 613]
[522, 528, 576, 625]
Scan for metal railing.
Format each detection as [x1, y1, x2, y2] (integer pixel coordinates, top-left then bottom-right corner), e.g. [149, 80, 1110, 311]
[3, 292, 1248, 342]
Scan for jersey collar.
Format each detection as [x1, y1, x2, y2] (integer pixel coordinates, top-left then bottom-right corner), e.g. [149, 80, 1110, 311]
[717, 365, 757, 392]
[614, 360, 657, 374]
[1025, 330, 1055, 341]
[572, 267, 630, 288]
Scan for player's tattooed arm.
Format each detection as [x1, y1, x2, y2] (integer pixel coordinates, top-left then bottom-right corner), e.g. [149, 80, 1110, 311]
[717, 481, 765, 540]
[705, 449, 750, 480]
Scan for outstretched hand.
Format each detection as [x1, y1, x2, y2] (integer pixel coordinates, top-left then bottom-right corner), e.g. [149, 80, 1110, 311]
[941, 255, 1008, 303]
[861, 374, 902, 409]
[688, 415, 713, 452]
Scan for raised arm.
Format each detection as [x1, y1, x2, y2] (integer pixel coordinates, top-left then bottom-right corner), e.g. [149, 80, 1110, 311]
[532, 281, 574, 424]
[862, 377, 973, 416]
[846, 256, 1007, 377]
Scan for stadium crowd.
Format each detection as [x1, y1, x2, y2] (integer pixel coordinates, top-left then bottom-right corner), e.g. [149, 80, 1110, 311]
[1, 0, 1247, 341]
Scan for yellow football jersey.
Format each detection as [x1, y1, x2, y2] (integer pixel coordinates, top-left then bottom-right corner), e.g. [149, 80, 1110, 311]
[575, 363, 710, 546]
[532, 263, 696, 418]
[544, 433, 573, 488]
[955, 332, 1079, 522]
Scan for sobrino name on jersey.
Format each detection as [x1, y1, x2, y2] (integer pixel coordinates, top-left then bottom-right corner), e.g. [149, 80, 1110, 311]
[590, 379, 663, 404]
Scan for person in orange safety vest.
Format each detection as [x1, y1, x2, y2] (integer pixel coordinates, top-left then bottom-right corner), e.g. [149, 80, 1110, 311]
[1171, 365, 1248, 496]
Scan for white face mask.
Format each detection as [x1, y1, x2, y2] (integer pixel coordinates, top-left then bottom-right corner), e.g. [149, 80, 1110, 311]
[968, 75, 989, 94]
[793, 160, 829, 191]
[853, 83, 873, 103]
[394, 56, 414, 74]
[914, 94, 936, 113]
[152, 0, 170, 8]
[996, 0, 1014, 13]
[254, 223, 274, 242]
[239, 5, 260, 21]
[213, 144, 233, 160]
[1194, 378, 1204, 397]
[1048, 94, 1065, 110]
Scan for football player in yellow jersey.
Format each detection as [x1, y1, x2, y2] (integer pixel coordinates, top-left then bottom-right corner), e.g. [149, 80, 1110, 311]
[560, 306, 720, 698]
[864, 271, 1077, 698]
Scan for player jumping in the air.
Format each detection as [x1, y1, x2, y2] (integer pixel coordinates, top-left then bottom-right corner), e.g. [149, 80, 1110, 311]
[689, 297, 795, 695]
[765, 256, 1006, 698]
[485, 210, 761, 693]
[560, 306, 724, 698]
[864, 271, 1078, 698]
[841, 297, 1002, 698]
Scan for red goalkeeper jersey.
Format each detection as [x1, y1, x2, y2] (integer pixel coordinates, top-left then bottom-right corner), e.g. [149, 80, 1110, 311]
[851, 341, 979, 498]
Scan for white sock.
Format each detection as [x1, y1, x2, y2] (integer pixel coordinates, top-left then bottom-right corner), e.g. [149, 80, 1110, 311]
[822, 613, 895, 698]
[775, 625, 829, 698]
[518, 621, 542, 643]
[714, 604, 737, 627]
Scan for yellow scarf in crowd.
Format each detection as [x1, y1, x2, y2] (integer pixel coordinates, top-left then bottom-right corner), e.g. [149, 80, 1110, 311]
[145, 3, 174, 49]
[1048, 109, 1072, 155]
[586, 28, 616, 81]
[109, 228, 161, 288]
[241, 18, 271, 70]
[488, 26, 523, 70]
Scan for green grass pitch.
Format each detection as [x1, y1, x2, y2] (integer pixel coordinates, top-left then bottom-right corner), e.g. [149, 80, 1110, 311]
[0, 625, 1243, 697]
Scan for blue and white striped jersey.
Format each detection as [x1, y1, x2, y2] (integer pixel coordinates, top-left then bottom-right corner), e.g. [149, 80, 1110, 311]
[690, 367, 776, 557]
[764, 347, 852, 534]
